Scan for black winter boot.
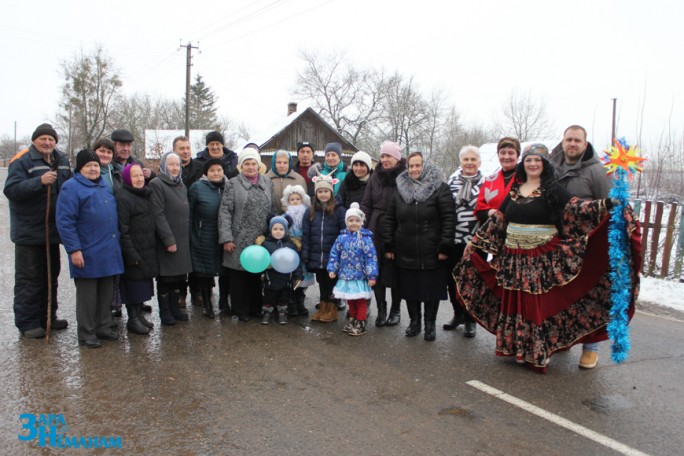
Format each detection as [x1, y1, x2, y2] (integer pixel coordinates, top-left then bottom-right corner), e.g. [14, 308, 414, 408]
[423, 300, 439, 341]
[168, 289, 188, 321]
[201, 287, 215, 318]
[464, 314, 477, 338]
[158, 293, 175, 326]
[138, 304, 154, 329]
[277, 305, 288, 325]
[385, 300, 401, 326]
[405, 301, 422, 337]
[294, 288, 309, 316]
[443, 302, 465, 331]
[126, 304, 150, 335]
[374, 286, 388, 327]
[261, 307, 272, 325]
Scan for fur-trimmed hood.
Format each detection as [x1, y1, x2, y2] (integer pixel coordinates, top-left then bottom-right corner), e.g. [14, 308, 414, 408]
[396, 161, 446, 204]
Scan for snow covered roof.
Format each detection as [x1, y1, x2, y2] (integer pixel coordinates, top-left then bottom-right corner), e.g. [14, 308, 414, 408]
[246, 106, 356, 153]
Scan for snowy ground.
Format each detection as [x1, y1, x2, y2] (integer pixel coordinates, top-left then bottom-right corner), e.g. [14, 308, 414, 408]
[639, 276, 684, 318]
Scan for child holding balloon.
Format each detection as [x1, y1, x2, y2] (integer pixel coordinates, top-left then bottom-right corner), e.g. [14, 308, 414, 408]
[259, 215, 303, 325]
[327, 203, 378, 336]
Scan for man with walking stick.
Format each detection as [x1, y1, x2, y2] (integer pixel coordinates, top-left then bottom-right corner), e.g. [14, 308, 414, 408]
[4, 123, 72, 338]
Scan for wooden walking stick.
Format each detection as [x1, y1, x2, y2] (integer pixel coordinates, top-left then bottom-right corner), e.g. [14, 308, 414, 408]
[45, 180, 52, 343]
[45, 159, 59, 343]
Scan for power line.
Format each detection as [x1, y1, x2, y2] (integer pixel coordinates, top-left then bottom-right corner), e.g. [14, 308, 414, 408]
[204, 0, 335, 51]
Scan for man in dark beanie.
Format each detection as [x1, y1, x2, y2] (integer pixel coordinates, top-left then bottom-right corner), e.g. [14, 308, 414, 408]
[195, 130, 238, 179]
[292, 141, 316, 196]
[111, 128, 155, 183]
[3, 123, 73, 338]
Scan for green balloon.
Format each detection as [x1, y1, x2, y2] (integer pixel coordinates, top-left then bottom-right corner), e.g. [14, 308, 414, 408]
[240, 245, 271, 273]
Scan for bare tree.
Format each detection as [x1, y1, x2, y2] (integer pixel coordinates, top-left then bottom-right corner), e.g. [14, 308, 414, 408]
[57, 45, 122, 152]
[216, 115, 251, 151]
[496, 89, 554, 142]
[0, 134, 31, 163]
[380, 75, 430, 154]
[109, 94, 185, 159]
[293, 50, 389, 145]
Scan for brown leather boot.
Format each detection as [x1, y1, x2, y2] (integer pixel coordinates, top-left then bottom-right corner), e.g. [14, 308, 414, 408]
[320, 301, 338, 323]
[310, 302, 326, 321]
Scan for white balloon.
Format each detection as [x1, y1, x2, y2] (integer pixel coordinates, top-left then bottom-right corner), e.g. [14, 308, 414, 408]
[270, 247, 300, 273]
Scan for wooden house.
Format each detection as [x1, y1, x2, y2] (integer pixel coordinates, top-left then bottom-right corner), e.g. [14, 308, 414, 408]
[251, 103, 358, 168]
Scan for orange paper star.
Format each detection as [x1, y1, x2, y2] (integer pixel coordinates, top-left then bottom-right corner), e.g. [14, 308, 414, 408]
[602, 139, 646, 178]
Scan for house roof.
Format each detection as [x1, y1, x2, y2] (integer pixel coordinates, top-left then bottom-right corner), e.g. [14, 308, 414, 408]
[247, 107, 357, 152]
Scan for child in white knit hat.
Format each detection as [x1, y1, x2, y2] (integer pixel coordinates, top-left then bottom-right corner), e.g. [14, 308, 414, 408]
[327, 203, 379, 336]
[280, 185, 314, 314]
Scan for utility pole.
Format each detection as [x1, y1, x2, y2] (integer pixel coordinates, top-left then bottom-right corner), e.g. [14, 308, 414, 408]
[180, 41, 199, 138]
[611, 97, 617, 144]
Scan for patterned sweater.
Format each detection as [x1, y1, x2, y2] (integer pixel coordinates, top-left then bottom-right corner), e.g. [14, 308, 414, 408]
[327, 228, 379, 281]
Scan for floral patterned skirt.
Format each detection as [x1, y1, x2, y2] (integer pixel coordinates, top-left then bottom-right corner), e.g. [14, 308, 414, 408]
[454, 201, 641, 372]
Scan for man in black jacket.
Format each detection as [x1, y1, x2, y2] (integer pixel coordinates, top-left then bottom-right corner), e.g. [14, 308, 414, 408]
[111, 129, 155, 183]
[292, 141, 316, 196]
[174, 136, 203, 188]
[4, 123, 72, 338]
[195, 131, 238, 179]
[174, 135, 204, 306]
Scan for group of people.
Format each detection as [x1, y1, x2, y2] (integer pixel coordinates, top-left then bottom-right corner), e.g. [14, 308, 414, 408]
[5, 122, 640, 373]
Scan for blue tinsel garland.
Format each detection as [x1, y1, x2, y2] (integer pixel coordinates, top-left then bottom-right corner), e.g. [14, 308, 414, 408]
[606, 166, 632, 363]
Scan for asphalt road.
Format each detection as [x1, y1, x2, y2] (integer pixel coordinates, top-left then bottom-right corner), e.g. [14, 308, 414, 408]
[1, 168, 683, 455]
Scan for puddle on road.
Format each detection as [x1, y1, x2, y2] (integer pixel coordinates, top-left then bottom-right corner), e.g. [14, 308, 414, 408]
[438, 406, 476, 419]
[582, 395, 634, 413]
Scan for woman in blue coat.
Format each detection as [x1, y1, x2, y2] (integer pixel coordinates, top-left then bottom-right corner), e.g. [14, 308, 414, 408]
[56, 149, 124, 348]
[188, 158, 227, 318]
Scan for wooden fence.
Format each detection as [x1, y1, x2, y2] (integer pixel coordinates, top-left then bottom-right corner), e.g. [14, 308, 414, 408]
[633, 200, 684, 279]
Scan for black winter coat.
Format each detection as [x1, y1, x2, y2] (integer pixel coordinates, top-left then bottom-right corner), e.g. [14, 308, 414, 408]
[188, 177, 225, 275]
[384, 165, 455, 270]
[337, 171, 371, 209]
[262, 235, 304, 290]
[302, 202, 347, 270]
[3, 146, 72, 245]
[116, 185, 159, 280]
[182, 158, 205, 190]
[196, 146, 239, 179]
[360, 160, 406, 249]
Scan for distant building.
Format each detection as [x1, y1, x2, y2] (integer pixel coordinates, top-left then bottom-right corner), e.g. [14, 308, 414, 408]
[249, 103, 358, 168]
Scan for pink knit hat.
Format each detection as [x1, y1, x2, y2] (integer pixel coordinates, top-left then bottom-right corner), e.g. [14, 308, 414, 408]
[379, 141, 402, 161]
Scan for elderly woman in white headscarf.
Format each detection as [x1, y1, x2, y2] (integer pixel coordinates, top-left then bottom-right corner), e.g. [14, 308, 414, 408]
[218, 144, 277, 321]
[149, 151, 192, 326]
[444, 145, 485, 337]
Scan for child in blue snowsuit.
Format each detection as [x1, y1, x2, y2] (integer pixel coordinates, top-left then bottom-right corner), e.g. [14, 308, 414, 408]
[260, 215, 303, 325]
[327, 203, 378, 336]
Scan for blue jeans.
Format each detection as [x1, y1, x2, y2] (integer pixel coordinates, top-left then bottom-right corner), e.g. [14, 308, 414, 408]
[583, 342, 600, 352]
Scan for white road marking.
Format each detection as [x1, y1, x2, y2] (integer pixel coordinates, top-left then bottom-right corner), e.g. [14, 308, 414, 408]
[466, 380, 651, 456]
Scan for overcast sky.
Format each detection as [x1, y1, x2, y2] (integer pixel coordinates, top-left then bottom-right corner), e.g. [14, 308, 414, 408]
[3, 0, 683, 153]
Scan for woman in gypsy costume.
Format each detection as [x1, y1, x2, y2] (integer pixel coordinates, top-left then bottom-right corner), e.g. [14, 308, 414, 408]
[454, 147, 641, 372]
